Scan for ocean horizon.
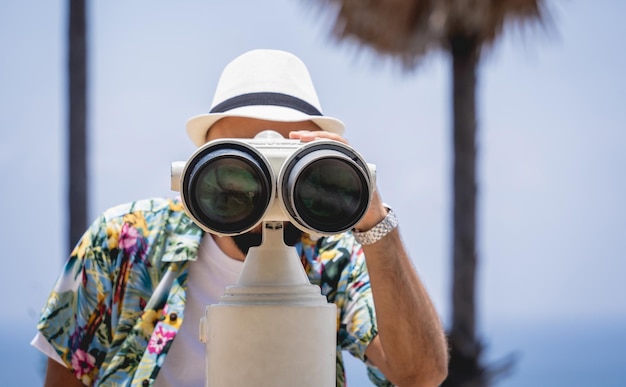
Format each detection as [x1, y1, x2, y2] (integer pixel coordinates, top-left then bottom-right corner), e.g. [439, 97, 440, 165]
[6, 317, 625, 386]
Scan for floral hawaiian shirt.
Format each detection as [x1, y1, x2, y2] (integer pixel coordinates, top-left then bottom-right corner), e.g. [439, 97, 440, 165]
[37, 198, 391, 386]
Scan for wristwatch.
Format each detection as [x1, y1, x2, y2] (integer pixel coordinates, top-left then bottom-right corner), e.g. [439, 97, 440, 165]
[352, 205, 398, 245]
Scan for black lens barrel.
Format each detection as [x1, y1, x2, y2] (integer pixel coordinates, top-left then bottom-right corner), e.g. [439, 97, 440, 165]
[183, 144, 273, 235]
[281, 144, 371, 234]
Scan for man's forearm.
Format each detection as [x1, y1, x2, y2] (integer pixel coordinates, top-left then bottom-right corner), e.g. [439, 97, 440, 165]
[45, 359, 85, 387]
[364, 229, 449, 386]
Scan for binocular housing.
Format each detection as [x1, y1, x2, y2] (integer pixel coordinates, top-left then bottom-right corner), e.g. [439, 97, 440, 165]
[171, 130, 375, 236]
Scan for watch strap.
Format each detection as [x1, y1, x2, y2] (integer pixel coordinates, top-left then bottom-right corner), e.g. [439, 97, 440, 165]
[352, 205, 398, 245]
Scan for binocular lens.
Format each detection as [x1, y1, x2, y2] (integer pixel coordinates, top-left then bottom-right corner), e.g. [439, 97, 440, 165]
[196, 159, 261, 222]
[292, 158, 368, 233]
[187, 149, 272, 234]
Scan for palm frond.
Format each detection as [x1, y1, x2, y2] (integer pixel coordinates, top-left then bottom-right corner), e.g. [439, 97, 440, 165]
[312, 0, 548, 68]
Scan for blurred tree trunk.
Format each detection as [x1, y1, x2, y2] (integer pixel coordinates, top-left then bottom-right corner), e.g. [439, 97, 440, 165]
[68, 0, 88, 254]
[442, 34, 484, 387]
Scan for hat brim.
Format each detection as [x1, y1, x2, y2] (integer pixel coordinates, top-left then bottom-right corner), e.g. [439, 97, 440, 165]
[186, 105, 345, 147]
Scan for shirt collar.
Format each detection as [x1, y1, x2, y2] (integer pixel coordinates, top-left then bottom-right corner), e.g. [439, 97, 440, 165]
[162, 201, 205, 263]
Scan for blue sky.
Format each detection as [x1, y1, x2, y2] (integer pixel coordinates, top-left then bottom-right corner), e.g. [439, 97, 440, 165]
[1, 0, 625, 385]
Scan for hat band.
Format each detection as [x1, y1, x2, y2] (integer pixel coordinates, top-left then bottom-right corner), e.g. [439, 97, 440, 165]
[210, 92, 322, 116]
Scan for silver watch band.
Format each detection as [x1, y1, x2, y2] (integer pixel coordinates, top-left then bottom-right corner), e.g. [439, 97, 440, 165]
[352, 205, 398, 245]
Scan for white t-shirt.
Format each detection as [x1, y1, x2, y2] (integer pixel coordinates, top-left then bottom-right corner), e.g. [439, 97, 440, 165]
[32, 233, 243, 386]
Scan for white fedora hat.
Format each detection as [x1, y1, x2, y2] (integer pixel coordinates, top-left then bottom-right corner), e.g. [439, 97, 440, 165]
[186, 49, 345, 146]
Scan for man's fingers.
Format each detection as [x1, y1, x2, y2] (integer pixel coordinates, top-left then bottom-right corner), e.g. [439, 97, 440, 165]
[289, 130, 348, 144]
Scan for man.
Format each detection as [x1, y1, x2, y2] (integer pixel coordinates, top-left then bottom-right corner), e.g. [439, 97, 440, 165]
[33, 49, 448, 386]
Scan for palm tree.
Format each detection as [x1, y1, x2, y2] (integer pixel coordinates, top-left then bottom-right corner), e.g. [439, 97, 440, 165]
[313, 1, 548, 385]
[68, 0, 88, 254]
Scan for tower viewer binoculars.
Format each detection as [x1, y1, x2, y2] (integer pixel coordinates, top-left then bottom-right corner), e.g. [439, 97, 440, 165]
[171, 130, 376, 236]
